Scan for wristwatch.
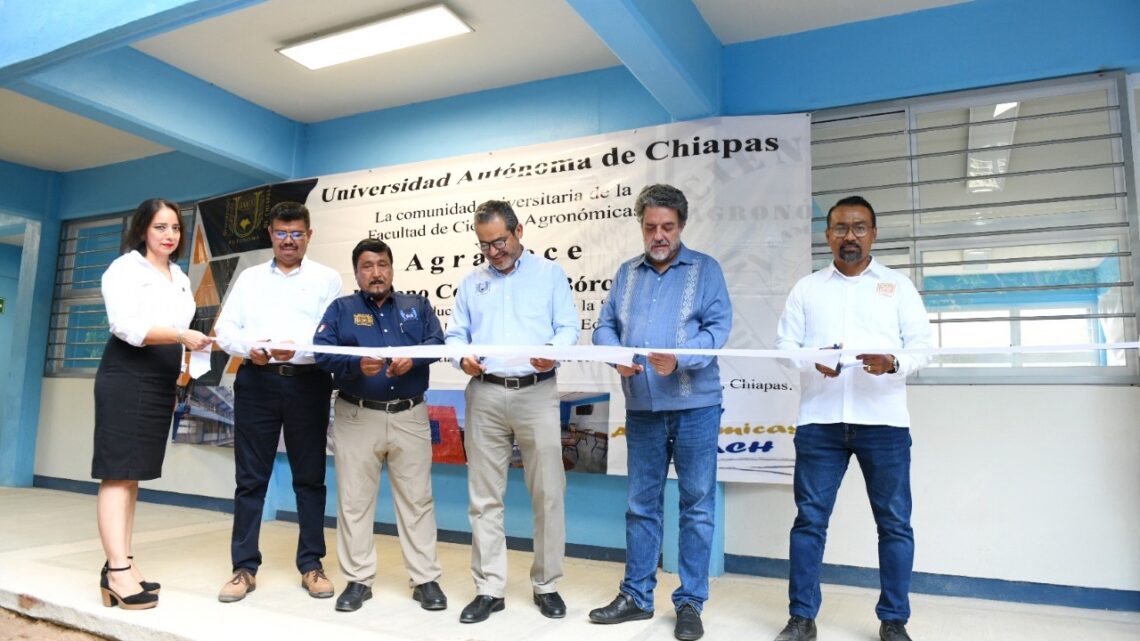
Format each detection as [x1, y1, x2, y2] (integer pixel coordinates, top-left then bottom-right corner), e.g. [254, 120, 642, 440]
[887, 356, 899, 374]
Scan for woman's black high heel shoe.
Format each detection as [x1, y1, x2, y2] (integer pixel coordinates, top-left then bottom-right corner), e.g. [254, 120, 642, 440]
[103, 559, 160, 594]
[128, 556, 161, 594]
[100, 565, 158, 609]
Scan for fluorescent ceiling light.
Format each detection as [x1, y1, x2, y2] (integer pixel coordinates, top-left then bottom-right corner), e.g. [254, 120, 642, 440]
[279, 5, 471, 70]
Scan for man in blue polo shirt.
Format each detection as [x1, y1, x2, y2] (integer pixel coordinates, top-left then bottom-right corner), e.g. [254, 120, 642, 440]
[313, 238, 447, 614]
[589, 184, 732, 641]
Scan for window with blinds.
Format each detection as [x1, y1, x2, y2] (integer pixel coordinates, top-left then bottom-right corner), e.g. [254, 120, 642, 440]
[46, 209, 196, 376]
[811, 73, 1137, 383]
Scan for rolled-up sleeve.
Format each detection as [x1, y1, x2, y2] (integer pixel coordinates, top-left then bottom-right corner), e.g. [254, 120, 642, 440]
[102, 260, 149, 347]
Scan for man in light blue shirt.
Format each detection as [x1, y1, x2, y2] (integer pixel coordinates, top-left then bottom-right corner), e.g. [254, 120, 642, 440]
[444, 200, 579, 624]
[589, 184, 732, 641]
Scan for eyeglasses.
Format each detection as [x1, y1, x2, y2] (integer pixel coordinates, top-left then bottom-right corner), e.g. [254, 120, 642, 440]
[829, 224, 871, 238]
[476, 237, 510, 252]
[271, 230, 306, 240]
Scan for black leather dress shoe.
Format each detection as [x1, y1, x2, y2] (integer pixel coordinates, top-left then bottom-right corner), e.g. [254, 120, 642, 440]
[588, 593, 653, 624]
[674, 603, 703, 641]
[412, 580, 447, 611]
[533, 591, 566, 618]
[880, 621, 914, 641]
[334, 582, 372, 612]
[459, 595, 504, 623]
[774, 616, 817, 641]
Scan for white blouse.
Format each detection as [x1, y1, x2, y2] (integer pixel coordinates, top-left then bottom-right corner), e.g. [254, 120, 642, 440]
[102, 251, 196, 347]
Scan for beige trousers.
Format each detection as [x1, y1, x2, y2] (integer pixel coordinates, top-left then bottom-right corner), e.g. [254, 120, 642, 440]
[464, 377, 565, 597]
[332, 397, 441, 587]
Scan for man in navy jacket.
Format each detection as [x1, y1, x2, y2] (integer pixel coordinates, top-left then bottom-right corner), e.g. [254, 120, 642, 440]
[314, 238, 447, 614]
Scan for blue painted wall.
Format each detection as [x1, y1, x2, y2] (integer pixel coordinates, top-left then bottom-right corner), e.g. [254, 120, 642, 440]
[723, 0, 1140, 115]
[58, 151, 262, 219]
[300, 67, 669, 177]
[0, 159, 55, 220]
[0, 244, 21, 393]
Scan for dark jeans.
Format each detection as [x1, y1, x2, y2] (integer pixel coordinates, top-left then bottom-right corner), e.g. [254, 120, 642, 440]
[231, 364, 332, 575]
[789, 423, 913, 623]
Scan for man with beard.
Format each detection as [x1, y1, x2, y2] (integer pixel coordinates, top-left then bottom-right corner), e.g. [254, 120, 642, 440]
[214, 201, 343, 603]
[589, 184, 732, 641]
[773, 196, 932, 641]
[445, 200, 579, 624]
[312, 238, 447, 613]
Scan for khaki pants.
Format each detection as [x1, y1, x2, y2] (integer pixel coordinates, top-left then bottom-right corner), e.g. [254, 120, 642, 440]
[332, 397, 441, 587]
[464, 377, 565, 597]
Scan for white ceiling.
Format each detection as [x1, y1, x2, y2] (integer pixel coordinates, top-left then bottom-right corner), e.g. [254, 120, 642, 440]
[0, 0, 969, 173]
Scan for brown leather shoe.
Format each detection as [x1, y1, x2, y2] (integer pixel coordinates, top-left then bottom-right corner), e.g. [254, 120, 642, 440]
[218, 569, 256, 603]
[301, 568, 334, 598]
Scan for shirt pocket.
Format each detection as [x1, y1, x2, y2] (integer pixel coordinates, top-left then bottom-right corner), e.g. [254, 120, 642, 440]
[399, 316, 425, 343]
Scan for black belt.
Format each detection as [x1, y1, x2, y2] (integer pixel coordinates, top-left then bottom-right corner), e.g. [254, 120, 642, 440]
[245, 361, 320, 377]
[477, 370, 556, 390]
[339, 392, 424, 413]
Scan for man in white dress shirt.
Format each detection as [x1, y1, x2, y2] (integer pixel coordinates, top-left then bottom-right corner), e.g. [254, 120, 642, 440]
[774, 196, 932, 641]
[213, 201, 343, 603]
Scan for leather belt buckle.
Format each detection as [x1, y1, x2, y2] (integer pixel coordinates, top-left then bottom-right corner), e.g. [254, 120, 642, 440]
[277, 363, 298, 376]
[504, 377, 523, 390]
[382, 399, 409, 412]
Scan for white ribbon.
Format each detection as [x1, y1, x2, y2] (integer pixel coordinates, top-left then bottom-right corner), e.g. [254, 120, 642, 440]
[237, 340, 1140, 368]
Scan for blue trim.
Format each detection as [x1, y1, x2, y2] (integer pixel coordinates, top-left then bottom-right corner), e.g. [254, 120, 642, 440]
[33, 475, 234, 513]
[277, 509, 627, 564]
[725, 554, 1140, 612]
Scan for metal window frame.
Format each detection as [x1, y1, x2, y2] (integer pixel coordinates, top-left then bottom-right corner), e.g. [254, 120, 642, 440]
[812, 72, 1139, 385]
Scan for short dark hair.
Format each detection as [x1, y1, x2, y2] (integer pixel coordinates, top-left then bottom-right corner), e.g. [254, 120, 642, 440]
[473, 199, 519, 231]
[352, 238, 393, 270]
[125, 198, 184, 261]
[634, 184, 688, 225]
[826, 195, 876, 228]
[268, 201, 310, 228]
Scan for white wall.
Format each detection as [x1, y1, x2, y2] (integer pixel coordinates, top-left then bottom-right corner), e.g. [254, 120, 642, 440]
[725, 385, 1140, 592]
[36, 378, 235, 499]
[39, 378, 1140, 592]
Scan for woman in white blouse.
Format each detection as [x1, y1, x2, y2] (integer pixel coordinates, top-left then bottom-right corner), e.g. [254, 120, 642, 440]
[94, 198, 212, 610]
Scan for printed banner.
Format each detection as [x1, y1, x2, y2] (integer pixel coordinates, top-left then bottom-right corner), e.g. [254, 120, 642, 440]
[177, 115, 813, 484]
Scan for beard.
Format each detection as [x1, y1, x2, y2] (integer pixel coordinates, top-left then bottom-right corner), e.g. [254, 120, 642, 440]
[646, 241, 678, 264]
[365, 282, 390, 299]
[838, 243, 864, 263]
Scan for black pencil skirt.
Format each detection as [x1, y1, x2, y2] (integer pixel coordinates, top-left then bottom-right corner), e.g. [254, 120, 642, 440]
[92, 335, 183, 481]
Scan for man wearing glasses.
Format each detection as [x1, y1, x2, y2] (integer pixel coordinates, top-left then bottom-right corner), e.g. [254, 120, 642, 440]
[214, 201, 343, 604]
[444, 199, 580, 624]
[312, 238, 448, 614]
[773, 196, 932, 641]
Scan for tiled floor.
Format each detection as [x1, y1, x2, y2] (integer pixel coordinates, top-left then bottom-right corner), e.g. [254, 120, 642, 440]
[1, 487, 1136, 641]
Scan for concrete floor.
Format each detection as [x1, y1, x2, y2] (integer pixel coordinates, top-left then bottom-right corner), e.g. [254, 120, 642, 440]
[0, 487, 1136, 641]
